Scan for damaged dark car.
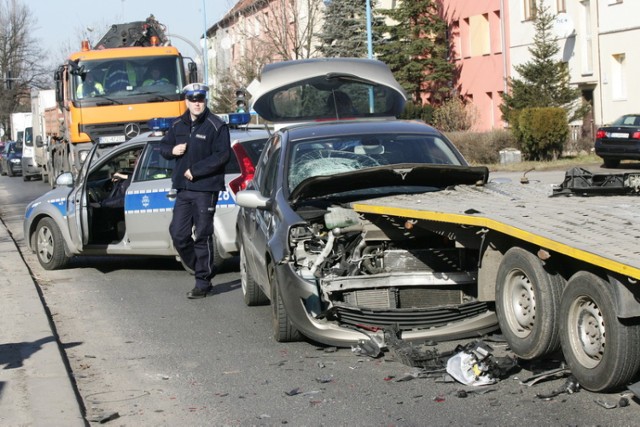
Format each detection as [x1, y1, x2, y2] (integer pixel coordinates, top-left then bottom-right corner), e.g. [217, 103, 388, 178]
[235, 58, 498, 347]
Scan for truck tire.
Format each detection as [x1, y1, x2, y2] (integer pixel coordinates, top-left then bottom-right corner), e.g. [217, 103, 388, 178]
[560, 271, 640, 392]
[496, 247, 565, 359]
[240, 243, 268, 306]
[35, 217, 70, 270]
[269, 263, 300, 342]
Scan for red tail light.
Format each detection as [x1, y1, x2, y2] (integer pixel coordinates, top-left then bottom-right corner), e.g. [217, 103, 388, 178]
[595, 129, 607, 139]
[229, 143, 256, 194]
[632, 132, 640, 139]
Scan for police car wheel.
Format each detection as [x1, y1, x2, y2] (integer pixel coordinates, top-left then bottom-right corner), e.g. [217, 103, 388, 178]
[35, 217, 70, 270]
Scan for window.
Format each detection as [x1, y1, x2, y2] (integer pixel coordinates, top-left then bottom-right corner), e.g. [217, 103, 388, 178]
[557, 0, 566, 12]
[135, 143, 173, 182]
[611, 53, 626, 100]
[523, 0, 537, 20]
[580, 0, 593, 75]
[469, 14, 490, 56]
[451, 21, 461, 60]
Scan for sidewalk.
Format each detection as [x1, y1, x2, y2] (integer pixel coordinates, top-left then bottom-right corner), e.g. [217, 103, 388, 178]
[0, 219, 86, 426]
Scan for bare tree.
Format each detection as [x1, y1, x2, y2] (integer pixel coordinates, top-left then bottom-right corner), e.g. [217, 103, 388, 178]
[0, 0, 49, 137]
[242, 0, 324, 62]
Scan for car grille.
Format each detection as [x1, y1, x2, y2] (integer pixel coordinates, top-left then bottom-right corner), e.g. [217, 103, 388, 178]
[343, 287, 466, 308]
[332, 300, 490, 330]
[80, 122, 151, 140]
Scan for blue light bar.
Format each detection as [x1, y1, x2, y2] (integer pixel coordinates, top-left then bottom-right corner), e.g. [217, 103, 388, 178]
[147, 117, 175, 132]
[227, 112, 251, 125]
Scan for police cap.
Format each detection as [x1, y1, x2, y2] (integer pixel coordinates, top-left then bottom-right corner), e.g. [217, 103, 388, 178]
[182, 83, 210, 98]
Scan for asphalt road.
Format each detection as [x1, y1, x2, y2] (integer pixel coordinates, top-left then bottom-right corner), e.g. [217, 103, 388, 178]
[2, 168, 640, 426]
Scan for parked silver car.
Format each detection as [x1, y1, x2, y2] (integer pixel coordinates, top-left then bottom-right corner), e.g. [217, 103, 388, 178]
[23, 116, 269, 270]
[234, 58, 498, 347]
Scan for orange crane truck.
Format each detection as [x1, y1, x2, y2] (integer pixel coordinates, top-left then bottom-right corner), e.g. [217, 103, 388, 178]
[48, 15, 197, 182]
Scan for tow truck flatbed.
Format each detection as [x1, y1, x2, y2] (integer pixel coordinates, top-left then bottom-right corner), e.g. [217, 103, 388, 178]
[353, 179, 640, 280]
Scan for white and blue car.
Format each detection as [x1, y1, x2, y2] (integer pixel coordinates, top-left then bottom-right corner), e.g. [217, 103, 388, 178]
[23, 115, 269, 271]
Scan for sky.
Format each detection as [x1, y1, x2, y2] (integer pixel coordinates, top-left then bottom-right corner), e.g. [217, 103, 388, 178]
[28, 0, 239, 66]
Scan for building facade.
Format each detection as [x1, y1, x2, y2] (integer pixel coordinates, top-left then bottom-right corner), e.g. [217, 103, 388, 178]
[206, 0, 639, 133]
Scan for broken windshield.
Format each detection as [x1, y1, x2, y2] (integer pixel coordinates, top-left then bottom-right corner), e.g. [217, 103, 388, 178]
[287, 133, 465, 192]
[72, 55, 185, 104]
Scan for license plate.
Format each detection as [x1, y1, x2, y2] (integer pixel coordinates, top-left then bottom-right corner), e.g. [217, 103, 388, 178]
[610, 132, 629, 138]
[100, 135, 126, 143]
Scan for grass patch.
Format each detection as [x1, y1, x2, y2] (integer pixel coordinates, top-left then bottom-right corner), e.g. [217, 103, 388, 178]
[483, 153, 601, 172]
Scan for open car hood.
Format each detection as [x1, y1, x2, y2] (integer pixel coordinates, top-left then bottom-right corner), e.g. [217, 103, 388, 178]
[247, 58, 407, 123]
[289, 164, 490, 205]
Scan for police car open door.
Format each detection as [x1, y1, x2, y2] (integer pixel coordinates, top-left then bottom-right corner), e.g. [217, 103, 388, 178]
[123, 141, 176, 252]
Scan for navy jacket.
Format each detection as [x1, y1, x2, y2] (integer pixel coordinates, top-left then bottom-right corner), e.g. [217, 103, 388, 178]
[160, 108, 231, 192]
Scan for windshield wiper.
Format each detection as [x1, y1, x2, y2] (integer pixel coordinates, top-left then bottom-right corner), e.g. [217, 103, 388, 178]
[92, 95, 122, 105]
[135, 91, 172, 102]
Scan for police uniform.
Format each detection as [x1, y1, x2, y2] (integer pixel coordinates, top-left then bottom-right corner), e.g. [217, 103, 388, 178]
[160, 83, 231, 298]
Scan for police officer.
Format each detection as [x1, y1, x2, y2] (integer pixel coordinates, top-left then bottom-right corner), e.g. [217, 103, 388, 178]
[160, 83, 231, 299]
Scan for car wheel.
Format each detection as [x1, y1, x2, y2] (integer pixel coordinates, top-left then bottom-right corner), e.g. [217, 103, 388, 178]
[496, 247, 565, 359]
[560, 271, 640, 392]
[23, 174, 30, 181]
[240, 243, 268, 306]
[603, 158, 620, 168]
[269, 263, 300, 342]
[35, 217, 70, 270]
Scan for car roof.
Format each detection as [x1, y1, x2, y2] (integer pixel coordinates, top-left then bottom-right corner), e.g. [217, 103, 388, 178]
[247, 58, 407, 124]
[281, 118, 443, 140]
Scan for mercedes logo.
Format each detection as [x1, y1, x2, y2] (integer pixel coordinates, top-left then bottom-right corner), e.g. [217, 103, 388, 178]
[124, 123, 140, 139]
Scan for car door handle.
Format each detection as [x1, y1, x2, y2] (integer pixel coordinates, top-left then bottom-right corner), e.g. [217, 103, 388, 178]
[166, 189, 177, 200]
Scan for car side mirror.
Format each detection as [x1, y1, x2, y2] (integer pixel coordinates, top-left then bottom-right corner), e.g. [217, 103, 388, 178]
[55, 172, 74, 187]
[236, 190, 271, 210]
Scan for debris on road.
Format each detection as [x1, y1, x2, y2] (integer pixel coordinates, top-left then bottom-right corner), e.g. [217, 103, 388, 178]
[535, 375, 580, 399]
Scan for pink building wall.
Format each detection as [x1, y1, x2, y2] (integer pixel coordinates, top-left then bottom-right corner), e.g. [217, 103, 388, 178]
[443, 0, 510, 131]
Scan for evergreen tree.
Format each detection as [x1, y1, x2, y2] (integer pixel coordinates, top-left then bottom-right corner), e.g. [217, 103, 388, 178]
[317, 0, 372, 58]
[375, 0, 455, 107]
[500, 0, 588, 123]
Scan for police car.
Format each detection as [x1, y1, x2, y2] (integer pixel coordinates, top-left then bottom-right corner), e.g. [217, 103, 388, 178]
[23, 114, 270, 270]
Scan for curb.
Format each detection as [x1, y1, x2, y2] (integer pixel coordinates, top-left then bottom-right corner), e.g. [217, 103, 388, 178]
[0, 219, 86, 426]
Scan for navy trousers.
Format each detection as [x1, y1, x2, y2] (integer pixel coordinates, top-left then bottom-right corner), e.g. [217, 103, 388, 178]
[169, 190, 219, 290]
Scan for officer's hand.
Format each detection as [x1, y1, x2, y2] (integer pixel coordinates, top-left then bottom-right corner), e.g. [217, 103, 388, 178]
[184, 169, 193, 181]
[172, 143, 187, 156]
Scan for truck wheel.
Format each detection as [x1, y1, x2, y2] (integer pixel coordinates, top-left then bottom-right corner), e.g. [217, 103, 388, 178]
[560, 271, 640, 392]
[269, 263, 300, 342]
[35, 217, 70, 270]
[496, 247, 564, 359]
[241, 243, 268, 306]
